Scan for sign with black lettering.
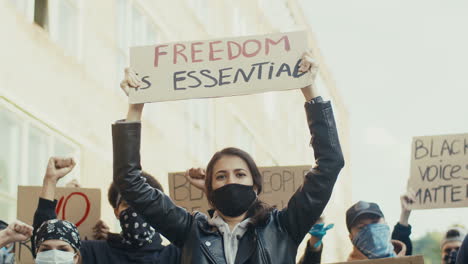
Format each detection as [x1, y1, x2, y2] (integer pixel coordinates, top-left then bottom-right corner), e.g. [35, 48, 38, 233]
[328, 255, 424, 264]
[168, 165, 311, 214]
[407, 133, 468, 209]
[128, 31, 311, 103]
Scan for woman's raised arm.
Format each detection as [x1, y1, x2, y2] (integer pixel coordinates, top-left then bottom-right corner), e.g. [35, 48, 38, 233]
[113, 68, 194, 247]
[278, 52, 345, 244]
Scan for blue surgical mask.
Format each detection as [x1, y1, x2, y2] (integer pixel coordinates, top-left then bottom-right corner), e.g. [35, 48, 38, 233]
[35, 249, 76, 264]
[0, 245, 14, 264]
[352, 223, 396, 259]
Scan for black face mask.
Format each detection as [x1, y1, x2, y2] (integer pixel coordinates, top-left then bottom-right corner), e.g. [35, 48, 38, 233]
[212, 184, 257, 217]
[443, 249, 459, 264]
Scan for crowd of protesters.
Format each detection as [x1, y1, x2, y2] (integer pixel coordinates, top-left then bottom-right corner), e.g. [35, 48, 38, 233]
[1, 51, 467, 264]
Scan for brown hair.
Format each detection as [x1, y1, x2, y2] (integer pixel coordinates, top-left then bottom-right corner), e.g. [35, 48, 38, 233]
[205, 147, 274, 227]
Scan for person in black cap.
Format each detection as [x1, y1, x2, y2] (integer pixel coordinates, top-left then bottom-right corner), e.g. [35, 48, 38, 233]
[345, 194, 414, 261]
[441, 226, 466, 264]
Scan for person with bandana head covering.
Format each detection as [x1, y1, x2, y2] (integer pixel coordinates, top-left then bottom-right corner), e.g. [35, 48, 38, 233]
[441, 227, 466, 264]
[33, 156, 180, 264]
[34, 219, 81, 264]
[0, 219, 33, 264]
[32, 157, 82, 264]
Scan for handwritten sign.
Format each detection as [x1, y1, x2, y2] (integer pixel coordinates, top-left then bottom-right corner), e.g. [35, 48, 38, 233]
[168, 165, 311, 214]
[407, 133, 468, 209]
[328, 256, 424, 264]
[128, 31, 311, 103]
[15, 186, 101, 264]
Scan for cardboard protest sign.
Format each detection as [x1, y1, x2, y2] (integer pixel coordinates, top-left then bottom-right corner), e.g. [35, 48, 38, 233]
[15, 186, 101, 264]
[168, 165, 311, 214]
[129, 31, 311, 103]
[407, 133, 468, 209]
[327, 255, 424, 264]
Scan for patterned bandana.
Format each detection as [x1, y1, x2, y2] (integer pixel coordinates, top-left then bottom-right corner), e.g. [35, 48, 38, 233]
[35, 219, 81, 253]
[119, 207, 156, 248]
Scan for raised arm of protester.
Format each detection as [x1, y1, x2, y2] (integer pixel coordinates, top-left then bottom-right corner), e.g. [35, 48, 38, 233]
[112, 50, 344, 263]
[298, 222, 334, 264]
[185, 167, 207, 192]
[0, 220, 33, 248]
[32, 157, 76, 254]
[391, 191, 416, 255]
[276, 52, 344, 245]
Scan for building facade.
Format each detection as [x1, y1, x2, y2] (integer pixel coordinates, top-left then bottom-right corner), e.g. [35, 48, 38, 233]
[0, 0, 351, 261]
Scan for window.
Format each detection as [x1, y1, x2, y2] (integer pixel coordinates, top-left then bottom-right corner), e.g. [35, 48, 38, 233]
[235, 125, 255, 156]
[187, 100, 214, 164]
[34, 0, 49, 29]
[232, 6, 250, 36]
[187, 0, 211, 34]
[8, 0, 34, 21]
[0, 99, 80, 223]
[259, 0, 297, 31]
[115, 0, 159, 95]
[263, 92, 276, 120]
[52, 0, 80, 57]
[7, 0, 82, 58]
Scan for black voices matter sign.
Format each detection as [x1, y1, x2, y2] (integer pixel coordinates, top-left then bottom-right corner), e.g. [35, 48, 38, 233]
[407, 133, 468, 209]
[128, 31, 312, 103]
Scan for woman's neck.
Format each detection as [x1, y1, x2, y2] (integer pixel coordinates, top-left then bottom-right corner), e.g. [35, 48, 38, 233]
[218, 211, 247, 231]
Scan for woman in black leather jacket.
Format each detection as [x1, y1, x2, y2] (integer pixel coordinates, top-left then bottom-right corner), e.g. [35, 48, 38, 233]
[112, 52, 344, 264]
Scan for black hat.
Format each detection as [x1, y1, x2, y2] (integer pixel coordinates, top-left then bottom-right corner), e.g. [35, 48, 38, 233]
[441, 227, 467, 249]
[346, 201, 385, 232]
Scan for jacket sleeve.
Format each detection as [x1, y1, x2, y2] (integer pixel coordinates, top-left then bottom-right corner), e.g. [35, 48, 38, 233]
[279, 99, 345, 245]
[391, 223, 412, 255]
[32, 198, 58, 256]
[112, 121, 193, 247]
[456, 235, 468, 264]
[297, 242, 322, 264]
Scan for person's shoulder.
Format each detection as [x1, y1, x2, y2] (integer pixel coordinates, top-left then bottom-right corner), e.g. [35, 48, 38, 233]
[192, 211, 209, 222]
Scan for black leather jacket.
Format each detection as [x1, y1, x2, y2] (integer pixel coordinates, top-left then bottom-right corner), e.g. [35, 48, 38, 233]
[112, 98, 344, 264]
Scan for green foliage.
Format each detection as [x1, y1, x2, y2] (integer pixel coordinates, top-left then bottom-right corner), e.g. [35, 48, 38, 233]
[413, 231, 443, 264]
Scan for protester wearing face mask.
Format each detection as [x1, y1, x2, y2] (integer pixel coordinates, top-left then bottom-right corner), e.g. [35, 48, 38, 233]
[186, 169, 331, 264]
[346, 197, 414, 261]
[113, 51, 345, 263]
[0, 219, 33, 263]
[34, 219, 81, 264]
[31, 157, 82, 264]
[78, 172, 180, 263]
[441, 227, 466, 264]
